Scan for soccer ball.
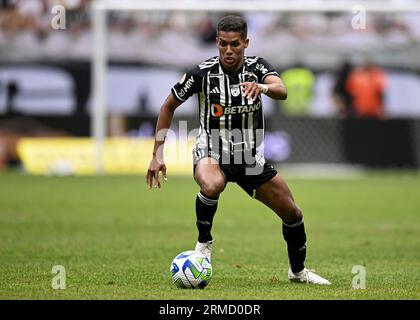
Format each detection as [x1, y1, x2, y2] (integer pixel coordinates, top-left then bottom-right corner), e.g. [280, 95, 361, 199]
[170, 250, 212, 289]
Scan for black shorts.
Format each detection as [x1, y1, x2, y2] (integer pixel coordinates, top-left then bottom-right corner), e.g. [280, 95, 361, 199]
[193, 148, 278, 198]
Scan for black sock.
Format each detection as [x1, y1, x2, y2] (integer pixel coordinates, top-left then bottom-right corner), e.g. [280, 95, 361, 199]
[282, 218, 307, 273]
[196, 191, 218, 243]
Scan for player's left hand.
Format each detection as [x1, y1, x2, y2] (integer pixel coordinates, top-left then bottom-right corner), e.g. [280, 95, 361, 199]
[240, 82, 263, 101]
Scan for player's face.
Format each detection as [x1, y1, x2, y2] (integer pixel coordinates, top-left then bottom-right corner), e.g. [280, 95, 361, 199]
[216, 31, 249, 72]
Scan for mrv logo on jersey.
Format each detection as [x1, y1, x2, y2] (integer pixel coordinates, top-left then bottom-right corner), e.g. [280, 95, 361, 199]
[211, 101, 261, 117]
[178, 75, 195, 98]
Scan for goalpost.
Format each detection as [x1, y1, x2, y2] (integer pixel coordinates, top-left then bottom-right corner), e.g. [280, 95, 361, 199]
[91, 0, 420, 174]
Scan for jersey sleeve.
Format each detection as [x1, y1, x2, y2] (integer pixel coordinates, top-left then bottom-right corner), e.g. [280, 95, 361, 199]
[255, 57, 280, 83]
[171, 66, 202, 102]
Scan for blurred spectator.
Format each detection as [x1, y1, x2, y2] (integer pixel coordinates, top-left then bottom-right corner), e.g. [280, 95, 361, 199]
[279, 64, 315, 116]
[0, 3, 419, 66]
[194, 16, 217, 45]
[346, 61, 387, 119]
[0, 117, 70, 169]
[332, 61, 354, 118]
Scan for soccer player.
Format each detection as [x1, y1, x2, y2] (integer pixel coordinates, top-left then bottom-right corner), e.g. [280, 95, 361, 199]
[146, 15, 331, 285]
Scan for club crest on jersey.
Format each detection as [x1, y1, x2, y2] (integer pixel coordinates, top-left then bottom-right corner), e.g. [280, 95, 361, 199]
[230, 85, 240, 97]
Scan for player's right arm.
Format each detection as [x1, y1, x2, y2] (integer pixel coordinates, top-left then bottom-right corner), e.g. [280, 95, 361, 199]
[147, 93, 181, 189]
[146, 67, 202, 189]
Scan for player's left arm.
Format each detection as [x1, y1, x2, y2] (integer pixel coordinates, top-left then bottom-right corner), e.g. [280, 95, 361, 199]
[241, 75, 287, 101]
[262, 75, 287, 100]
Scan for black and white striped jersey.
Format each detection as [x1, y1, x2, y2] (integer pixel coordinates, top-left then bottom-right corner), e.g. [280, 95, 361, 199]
[171, 56, 279, 158]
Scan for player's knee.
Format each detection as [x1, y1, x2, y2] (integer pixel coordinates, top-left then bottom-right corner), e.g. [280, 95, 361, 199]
[200, 178, 225, 198]
[292, 205, 303, 221]
[286, 203, 303, 223]
[282, 203, 303, 224]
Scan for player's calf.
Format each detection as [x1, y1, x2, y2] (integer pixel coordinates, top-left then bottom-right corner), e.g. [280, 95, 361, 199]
[196, 191, 218, 243]
[282, 216, 307, 274]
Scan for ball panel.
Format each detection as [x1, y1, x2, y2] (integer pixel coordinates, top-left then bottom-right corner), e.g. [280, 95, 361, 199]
[170, 250, 213, 289]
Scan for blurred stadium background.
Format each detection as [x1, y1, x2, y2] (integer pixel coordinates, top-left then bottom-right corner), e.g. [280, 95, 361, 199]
[1, 0, 420, 175]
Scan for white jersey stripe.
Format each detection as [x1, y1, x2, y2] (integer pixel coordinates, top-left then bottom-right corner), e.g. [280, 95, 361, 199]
[218, 65, 229, 153]
[248, 112, 254, 149]
[218, 65, 226, 106]
[197, 92, 207, 149]
[225, 73, 232, 107]
[239, 73, 246, 105]
[242, 112, 247, 148]
[206, 72, 212, 150]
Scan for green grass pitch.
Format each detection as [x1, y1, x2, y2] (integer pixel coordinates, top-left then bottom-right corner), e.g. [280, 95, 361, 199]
[0, 170, 419, 299]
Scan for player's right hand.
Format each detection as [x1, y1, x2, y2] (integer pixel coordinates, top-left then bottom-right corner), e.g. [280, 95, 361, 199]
[146, 157, 167, 189]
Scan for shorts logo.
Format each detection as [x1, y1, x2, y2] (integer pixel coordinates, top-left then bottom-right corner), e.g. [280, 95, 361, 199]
[211, 103, 224, 117]
[230, 84, 240, 97]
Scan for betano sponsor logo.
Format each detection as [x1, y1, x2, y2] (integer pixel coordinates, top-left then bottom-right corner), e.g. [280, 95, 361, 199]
[211, 101, 261, 117]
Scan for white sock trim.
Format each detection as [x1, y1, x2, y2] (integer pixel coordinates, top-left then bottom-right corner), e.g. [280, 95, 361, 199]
[283, 218, 304, 228]
[198, 192, 218, 206]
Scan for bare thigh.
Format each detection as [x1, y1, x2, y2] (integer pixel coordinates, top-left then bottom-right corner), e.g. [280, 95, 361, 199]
[255, 174, 302, 224]
[194, 157, 227, 198]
